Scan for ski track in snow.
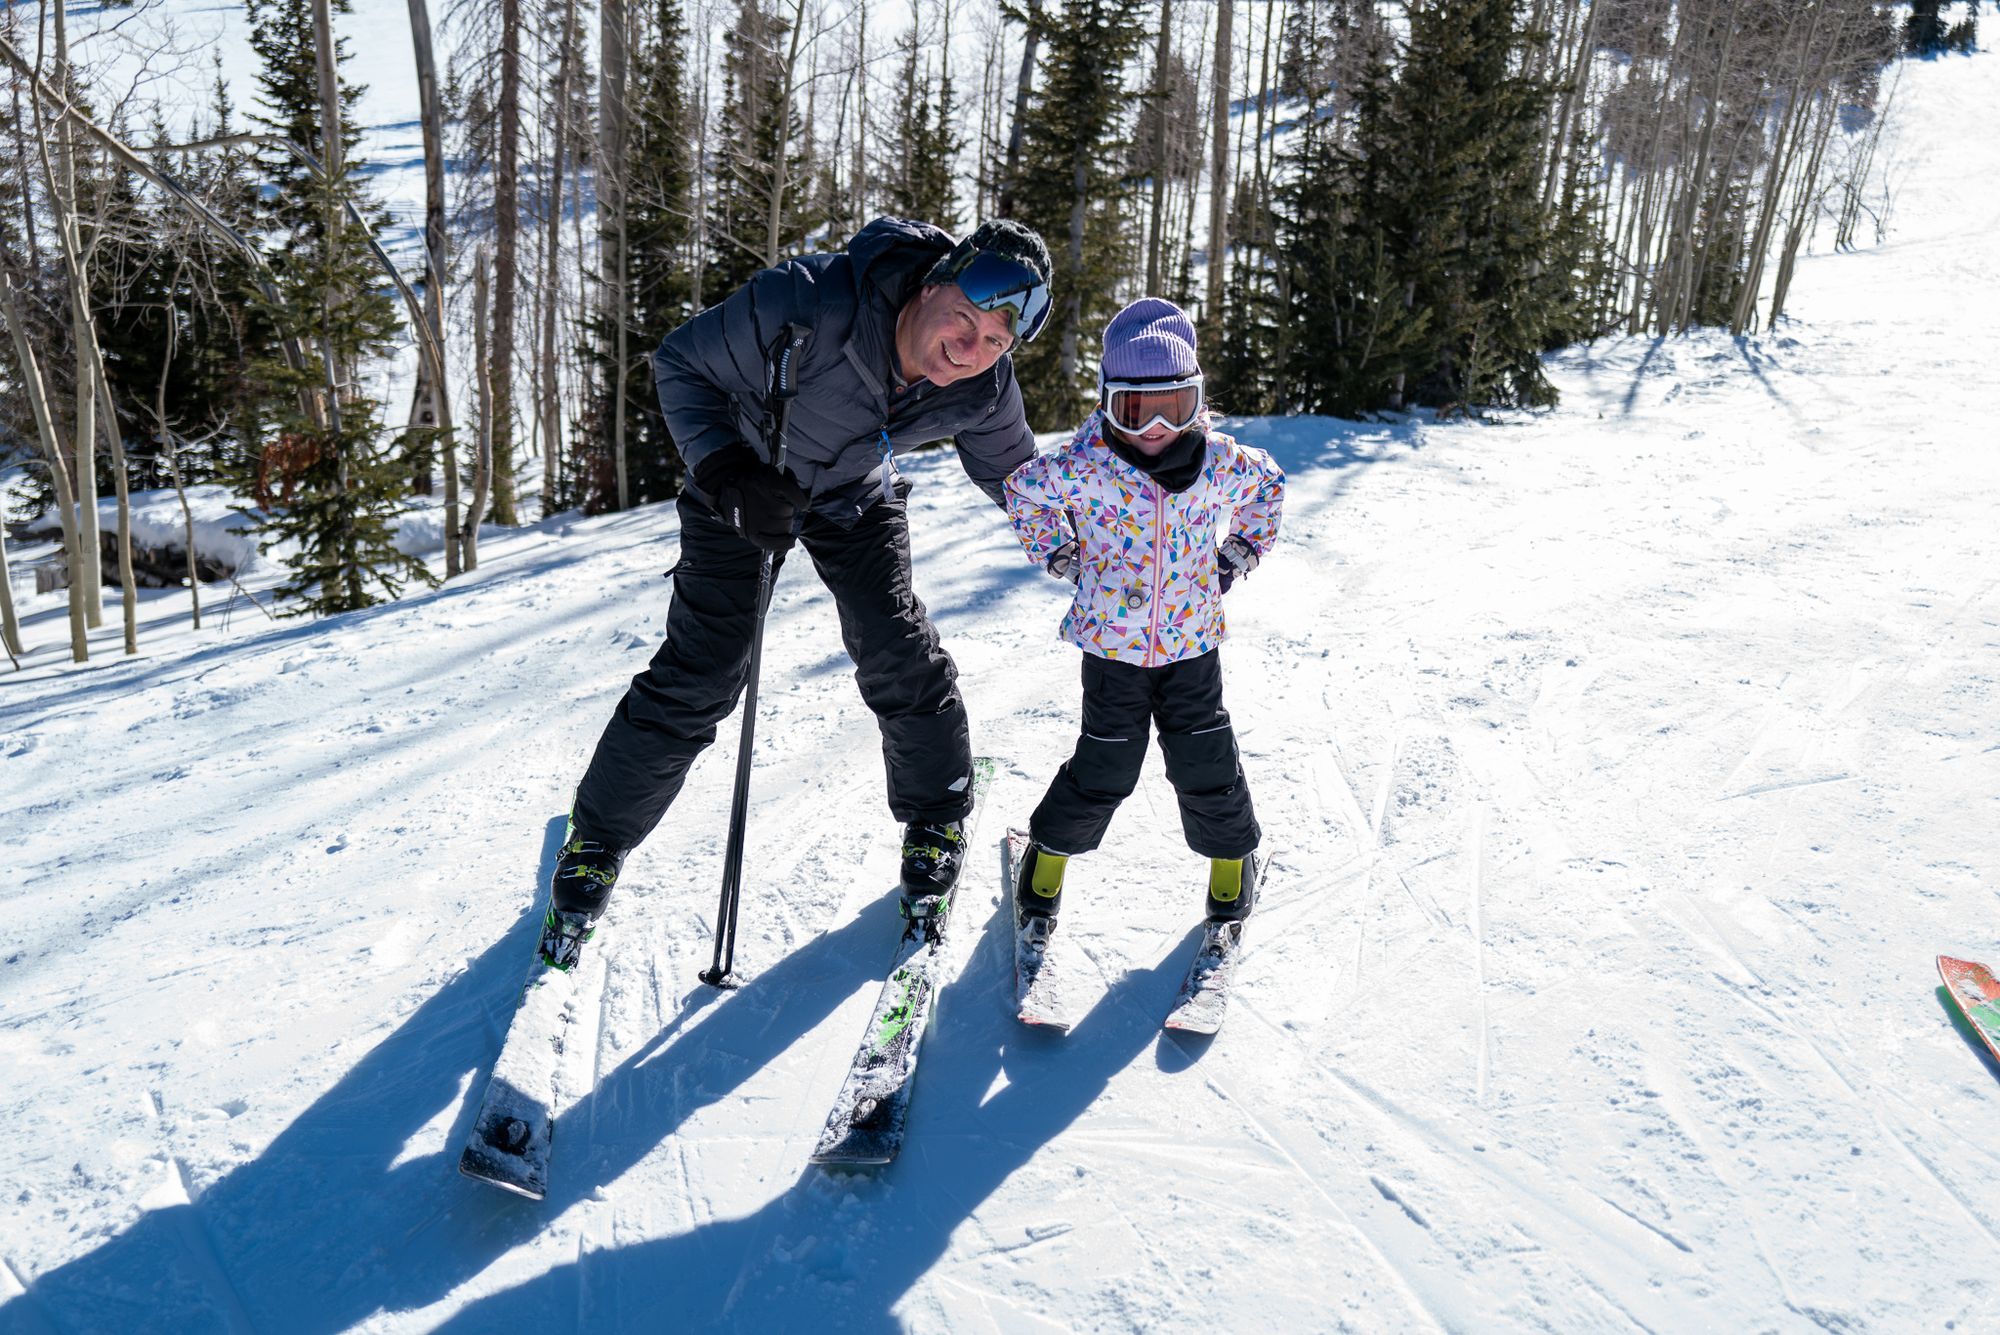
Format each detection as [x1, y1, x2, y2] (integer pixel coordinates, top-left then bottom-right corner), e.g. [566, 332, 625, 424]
[6, 34, 2000, 1335]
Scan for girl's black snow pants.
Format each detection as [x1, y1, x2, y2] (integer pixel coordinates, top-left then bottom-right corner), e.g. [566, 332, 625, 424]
[1029, 649, 1260, 860]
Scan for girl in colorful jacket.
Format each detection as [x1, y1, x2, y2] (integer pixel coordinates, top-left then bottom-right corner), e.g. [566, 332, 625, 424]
[1002, 296, 1284, 928]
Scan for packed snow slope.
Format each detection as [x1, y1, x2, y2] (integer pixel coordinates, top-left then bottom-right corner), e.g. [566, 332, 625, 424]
[7, 50, 2000, 1335]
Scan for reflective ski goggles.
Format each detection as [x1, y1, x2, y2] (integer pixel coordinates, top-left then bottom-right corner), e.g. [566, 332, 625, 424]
[1102, 375, 1205, 436]
[933, 250, 1052, 343]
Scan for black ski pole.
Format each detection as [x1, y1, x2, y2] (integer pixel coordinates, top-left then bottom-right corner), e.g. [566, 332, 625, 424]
[701, 323, 811, 988]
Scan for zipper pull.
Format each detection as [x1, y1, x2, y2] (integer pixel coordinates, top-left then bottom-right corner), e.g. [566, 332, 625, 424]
[878, 428, 899, 503]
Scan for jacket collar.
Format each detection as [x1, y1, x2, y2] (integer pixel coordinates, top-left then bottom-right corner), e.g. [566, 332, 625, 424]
[1088, 411, 1208, 493]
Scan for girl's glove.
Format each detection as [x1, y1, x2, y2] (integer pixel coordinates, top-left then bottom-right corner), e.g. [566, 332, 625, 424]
[1044, 539, 1082, 584]
[1217, 534, 1259, 593]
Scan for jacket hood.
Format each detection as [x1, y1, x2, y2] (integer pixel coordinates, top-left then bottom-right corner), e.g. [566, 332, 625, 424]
[847, 216, 955, 304]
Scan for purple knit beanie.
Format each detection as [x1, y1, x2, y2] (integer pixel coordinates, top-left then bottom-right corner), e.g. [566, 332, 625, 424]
[1101, 297, 1200, 382]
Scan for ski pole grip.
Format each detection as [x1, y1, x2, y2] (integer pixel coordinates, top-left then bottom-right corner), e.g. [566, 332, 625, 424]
[771, 323, 809, 402]
[765, 324, 810, 471]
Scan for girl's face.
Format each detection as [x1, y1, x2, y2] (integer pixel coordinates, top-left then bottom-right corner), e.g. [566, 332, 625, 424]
[1109, 419, 1180, 456]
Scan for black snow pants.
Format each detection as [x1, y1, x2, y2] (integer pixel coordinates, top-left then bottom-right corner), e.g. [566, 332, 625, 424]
[569, 489, 975, 856]
[1029, 649, 1260, 860]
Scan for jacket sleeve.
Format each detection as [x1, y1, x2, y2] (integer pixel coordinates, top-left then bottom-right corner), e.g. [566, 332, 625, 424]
[953, 360, 1038, 508]
[652, 260, 820, 481]
[1002, 453, 1074, 568]
[1220, 437, 1285, 557]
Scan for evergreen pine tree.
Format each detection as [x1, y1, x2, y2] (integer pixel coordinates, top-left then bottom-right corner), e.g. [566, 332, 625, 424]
[1945, 3, 1978, 53]
[1375, 0, 1559, 411]
[1905, 0, 1948, 55]
[1325, 13, 1433, 414]
[242, 0, 427, 614]
[883, 33, 962, 230]
[1206, 205, 1282, 415]
[1542, 141, 1615, 348]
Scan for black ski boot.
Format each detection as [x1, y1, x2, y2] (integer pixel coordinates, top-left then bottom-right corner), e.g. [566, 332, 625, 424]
[1014, 842, 1069, 920]
[1204, 852, 1257, 922]
[540, 835, 626, 971]
[900, 820, 967, 900]
[897, 821, 965, 941]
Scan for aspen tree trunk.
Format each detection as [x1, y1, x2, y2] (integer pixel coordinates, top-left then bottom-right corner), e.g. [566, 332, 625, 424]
[0, 296, 22, 660]
[828, 21, 853, 220]
[854, 0, 868, 228]
[410, 0, 457, 551]
[763, 0, 810, 266]
[0, 516, 20, 666]
[998, 0, 1042, 216]
[1250, 0, 1274, 202]
[1177, 55, 1201, 298]
[93, 373, 136, 654]
[1203, 0, 1233, 335]
[1059, 144, 1085, 385]
[614, 198, 631, 510]
[1145, 0, 1171, 294]
[541, 0, 579, 518]
[2, 271, 87, 661]
[490, 0, 523, 525]
[975, 11, 996, 216]
[313, 0, 347, 406]
[599, 0, 630, 509]
[691, 22, 709, 313]
[465, 251, 494, 571]
[48, 0, 102, 627]
[154, 316, 202, 630]
[4, 5, 37, 273]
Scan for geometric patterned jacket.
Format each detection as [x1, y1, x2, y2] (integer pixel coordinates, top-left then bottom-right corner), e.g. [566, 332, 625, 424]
[1002, 410, 1285, 666]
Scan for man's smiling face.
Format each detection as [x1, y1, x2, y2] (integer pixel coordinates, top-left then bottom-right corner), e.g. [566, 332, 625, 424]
[894, 282, 1017, 388]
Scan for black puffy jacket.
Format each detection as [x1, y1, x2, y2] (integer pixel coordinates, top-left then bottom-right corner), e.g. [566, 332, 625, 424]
[653, 217, 1038, 523]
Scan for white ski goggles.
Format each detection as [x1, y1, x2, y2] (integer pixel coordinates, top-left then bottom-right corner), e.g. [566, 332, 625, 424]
[1102, 374, 1205, 436]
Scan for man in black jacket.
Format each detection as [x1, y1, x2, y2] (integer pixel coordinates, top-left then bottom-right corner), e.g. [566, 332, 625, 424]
[538, 217, 1053, 968]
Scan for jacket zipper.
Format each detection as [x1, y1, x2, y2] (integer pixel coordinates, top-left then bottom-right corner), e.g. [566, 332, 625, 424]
[1148, 478, 1166, 663]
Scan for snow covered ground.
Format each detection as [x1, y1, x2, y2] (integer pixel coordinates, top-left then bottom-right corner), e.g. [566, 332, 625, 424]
[7, 40, 2000, 1335]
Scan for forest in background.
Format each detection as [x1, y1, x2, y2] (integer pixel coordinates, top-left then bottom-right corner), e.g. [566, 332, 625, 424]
[0, 0, 1972, 656]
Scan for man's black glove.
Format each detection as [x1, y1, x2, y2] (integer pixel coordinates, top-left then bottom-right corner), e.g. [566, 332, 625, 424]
[1045, 538, 1082, 584]
[694, 444, 808, 553]
[1217, 534, 1259, 593]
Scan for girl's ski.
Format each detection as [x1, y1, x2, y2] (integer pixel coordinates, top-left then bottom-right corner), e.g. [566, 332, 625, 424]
[1164, 919, 1244, 1035]
[1006, 829, 1076, 1031]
